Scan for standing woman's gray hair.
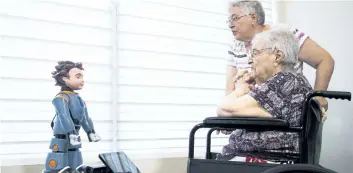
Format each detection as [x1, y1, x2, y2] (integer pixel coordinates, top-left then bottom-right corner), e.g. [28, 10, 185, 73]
[228, 0, 265, 25]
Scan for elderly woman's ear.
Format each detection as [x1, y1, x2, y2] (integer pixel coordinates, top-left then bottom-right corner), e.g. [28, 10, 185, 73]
[274, 50, 285, 66]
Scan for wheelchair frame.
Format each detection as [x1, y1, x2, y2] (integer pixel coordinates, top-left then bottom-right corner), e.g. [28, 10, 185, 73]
[187, 90, 351, 173]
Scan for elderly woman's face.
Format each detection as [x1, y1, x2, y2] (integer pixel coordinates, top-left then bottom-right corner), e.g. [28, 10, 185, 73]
[228, 7, 256, 41]
[249, 38, 277, 82]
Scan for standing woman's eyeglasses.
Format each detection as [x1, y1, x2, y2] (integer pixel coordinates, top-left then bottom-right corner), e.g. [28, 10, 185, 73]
[226, 14, 248, 24]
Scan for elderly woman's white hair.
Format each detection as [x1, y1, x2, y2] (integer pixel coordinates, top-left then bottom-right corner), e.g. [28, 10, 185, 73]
[228, 0, 265, 25]
[252, 25, 300, 69]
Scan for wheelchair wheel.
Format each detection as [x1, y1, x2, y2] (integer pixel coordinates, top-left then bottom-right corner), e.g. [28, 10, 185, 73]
[261, 164, 337, 173]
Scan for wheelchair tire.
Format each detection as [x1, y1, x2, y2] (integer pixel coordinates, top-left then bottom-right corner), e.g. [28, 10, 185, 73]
[261, 164, 337, 173]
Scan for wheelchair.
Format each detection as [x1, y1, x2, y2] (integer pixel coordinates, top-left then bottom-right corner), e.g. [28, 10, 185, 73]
[187, 90, 351, 173]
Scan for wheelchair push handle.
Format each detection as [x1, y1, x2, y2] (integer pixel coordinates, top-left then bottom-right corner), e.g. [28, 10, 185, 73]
[311, 91, 351, 101]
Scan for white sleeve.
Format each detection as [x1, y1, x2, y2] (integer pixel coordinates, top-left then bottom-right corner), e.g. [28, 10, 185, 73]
[292, 28, 309, 48]
[271, 23, 309, 48]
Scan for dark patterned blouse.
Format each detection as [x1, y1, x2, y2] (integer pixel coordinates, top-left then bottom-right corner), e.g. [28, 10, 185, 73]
[218, 71, 313, 160]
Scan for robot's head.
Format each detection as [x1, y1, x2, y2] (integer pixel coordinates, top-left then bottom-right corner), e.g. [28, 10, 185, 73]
[51, 61, 85, 90]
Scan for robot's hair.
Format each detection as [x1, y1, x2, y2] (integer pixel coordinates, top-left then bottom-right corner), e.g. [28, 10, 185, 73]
[51, 61, 84, 86]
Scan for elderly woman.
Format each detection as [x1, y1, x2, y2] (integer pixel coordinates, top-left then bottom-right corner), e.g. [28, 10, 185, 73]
[225, 0, 334, 111]
[216, 27, 314, 163]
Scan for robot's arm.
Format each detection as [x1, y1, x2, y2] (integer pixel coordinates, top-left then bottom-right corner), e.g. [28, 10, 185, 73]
[81, 105, 95, 134]
[81, 102, 100, 142]
[52, 96, 76, 135]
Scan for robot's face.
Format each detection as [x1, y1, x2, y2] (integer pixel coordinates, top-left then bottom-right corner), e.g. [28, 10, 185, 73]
[63, 67, 85, 90]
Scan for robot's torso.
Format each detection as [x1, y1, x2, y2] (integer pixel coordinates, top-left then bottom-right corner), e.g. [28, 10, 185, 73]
[52, 90, 95, 139]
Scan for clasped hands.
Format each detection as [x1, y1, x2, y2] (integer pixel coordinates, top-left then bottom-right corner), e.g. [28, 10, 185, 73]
[216, 70, 255, 135]
[232, 69, 256, 95]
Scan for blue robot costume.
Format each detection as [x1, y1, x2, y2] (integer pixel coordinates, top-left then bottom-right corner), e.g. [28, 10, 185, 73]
[43, 61, 100, 173]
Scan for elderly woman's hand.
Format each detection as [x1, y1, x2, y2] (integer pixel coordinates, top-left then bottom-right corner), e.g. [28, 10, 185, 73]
[314, 96, 328, 122]
[315, 96, 328, 111]
[233, 70, 255, 95]
[321, 107, 327, 122]
[233, 70, 249, 82]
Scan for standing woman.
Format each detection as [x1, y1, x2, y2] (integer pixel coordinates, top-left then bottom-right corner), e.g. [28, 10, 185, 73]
[225, 0, 334, 110]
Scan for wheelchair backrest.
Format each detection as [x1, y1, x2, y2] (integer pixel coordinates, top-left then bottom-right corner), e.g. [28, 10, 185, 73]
[305, 98, 323, 165]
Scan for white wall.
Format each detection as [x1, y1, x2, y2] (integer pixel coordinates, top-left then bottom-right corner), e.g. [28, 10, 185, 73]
[277, 1, 353, 173]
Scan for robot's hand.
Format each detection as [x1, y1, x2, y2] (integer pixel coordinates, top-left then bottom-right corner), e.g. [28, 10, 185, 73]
[69, 134, 82, 146]
[88, 133, 101, 142]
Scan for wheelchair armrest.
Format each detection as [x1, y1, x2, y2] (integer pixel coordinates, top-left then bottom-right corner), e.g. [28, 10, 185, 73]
[203, 117, 290, 129]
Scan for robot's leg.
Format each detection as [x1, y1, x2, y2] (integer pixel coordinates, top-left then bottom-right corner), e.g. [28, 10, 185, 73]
[42, 137, 71, 173]
[68, 149, 84, 173]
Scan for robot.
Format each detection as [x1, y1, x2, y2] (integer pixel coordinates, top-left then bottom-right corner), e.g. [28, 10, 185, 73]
[43, 61, 101, 173]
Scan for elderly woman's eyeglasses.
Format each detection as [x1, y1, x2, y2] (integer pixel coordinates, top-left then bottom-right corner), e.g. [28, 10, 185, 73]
[226, 14, 248, 24]
[250, 48, 274, 58]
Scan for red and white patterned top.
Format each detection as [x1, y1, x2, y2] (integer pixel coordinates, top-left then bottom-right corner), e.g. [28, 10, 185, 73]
[227, 24, 309, 74]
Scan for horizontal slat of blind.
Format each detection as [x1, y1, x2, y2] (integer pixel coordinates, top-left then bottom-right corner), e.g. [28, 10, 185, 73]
[0, 37, 112, 64]
[118, 1, 228, 29]
[119, 68, 225, 89]
[0, 17, 111, 46]
[0, 2, 111, 28]
[117, 0, 229, 14]
[118, 50, 227, 73]
[119, 16, 230, 44]
[118, 33, 229, 58]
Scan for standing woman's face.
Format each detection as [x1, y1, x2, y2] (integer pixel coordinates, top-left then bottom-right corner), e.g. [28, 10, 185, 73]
[227, 6, 256, 41]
